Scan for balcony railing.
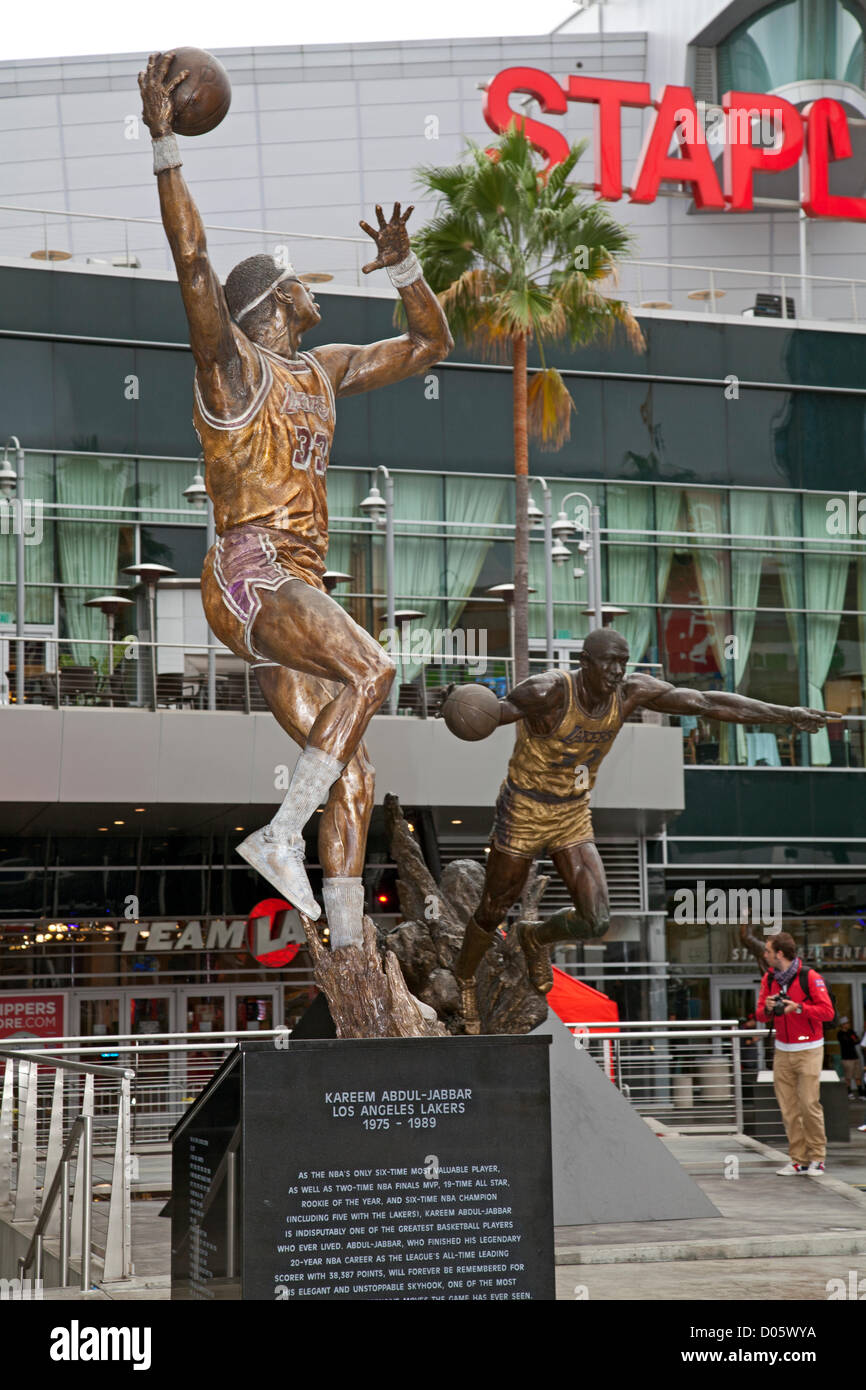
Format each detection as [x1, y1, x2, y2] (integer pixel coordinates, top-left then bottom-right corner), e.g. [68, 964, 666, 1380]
[3, 202, 866, 326]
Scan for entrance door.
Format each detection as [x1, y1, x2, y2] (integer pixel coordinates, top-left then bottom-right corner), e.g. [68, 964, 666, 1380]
[229, 987, 280, 1032]
[75, 990, 122, 1040]
[712, 978, 765, 1073]
[127, 990, 173, 1036]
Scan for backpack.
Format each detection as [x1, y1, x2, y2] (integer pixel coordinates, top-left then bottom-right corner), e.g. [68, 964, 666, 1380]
[762, 968, 840, 1027]
[798, 967, 840, 1027]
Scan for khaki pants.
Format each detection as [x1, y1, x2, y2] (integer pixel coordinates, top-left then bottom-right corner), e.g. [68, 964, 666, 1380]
[773, 1046, 826, 1164]
[842, 1058, 862, 1091]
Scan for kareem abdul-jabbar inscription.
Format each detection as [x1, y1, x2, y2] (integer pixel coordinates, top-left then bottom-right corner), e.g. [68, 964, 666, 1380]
[171, 1037, 554, 1301]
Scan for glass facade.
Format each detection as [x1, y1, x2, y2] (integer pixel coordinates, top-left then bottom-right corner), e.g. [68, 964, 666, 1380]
[719, 0, 866, 91]
[2, 455, 863, 767]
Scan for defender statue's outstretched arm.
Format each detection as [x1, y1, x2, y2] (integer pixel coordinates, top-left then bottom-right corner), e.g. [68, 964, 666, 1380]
[625, 672, 839, 732]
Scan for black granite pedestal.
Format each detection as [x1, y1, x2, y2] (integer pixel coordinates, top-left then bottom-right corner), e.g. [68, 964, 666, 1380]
[171, 1035, 554, 1301]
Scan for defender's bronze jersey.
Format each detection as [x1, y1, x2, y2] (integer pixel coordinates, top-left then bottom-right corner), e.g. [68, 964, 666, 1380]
[507, 671, 624, 803]
[193, 335, 336, 565]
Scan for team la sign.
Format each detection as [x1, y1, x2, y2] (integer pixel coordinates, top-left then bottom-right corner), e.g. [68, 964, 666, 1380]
[483, 68, 866, 220]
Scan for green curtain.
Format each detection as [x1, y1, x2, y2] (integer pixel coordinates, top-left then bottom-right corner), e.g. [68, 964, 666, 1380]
[138, 459, 206, 526]
[770, 493, 804, 648]
[57, 456, 131, 666]
[685, 491, 733, 760]
[325, 469, 368, 616]
[803, 494, 850, 765]
[655, 486, 684, 617]
[685, 491, 729, 675]
[858, 557, 866, 761]
[392, 473, 445, 682]
[730, 491, 770, 762]
[0, 454, 55, 626]
[444, 474, 508, 631]
[606, 484, 653, 664]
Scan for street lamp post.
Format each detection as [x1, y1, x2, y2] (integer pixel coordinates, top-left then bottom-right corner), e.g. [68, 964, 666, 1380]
[486, 583, 537, 685]
[2, 437, 25, 706]
[551, 490, 604, 632]
[528, 478, 555, 668]
[121, 563, 176, 710]
[82, 595, 134, 704]
[184, 461, 216, 711]
[360, 466, 396, 714]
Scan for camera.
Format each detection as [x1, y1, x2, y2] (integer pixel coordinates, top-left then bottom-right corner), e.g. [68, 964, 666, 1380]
[765, 993, 789, 1017]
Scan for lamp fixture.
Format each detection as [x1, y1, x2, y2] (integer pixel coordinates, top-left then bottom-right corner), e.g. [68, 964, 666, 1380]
[0, 437, 22, 497]
[183, 471, 207, 508]
[359, 484, 387, 527]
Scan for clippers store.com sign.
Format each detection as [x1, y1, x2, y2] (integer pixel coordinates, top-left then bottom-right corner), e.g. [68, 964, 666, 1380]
[0, 994, 64, 1040]
[484, 68, 866, 219]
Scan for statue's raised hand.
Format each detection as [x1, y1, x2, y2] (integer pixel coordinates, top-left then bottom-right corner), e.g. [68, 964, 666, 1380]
[138, 51, 189, 139]
[359, 202, 414, 275]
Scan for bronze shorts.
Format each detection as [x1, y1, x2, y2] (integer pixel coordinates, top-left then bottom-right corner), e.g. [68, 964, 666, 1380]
[491, 778, 594, 859]
[201, 523, 325, 665]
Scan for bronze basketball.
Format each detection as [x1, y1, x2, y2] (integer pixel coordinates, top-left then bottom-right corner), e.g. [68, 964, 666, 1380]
[442, 683, 501, 741]
[166, 48, 231, 136]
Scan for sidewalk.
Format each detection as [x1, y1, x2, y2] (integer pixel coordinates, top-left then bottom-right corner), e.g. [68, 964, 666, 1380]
[554, 1119, 866, 1301]
[32, 1115, 866, 1301]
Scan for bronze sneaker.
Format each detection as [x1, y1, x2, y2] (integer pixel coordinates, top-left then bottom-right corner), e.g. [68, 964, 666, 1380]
[518, 920, 553, 994]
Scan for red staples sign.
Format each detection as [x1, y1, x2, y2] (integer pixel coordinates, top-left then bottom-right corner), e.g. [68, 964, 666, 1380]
[483, 68, 866, 220]
[0, 994, 65, 1040]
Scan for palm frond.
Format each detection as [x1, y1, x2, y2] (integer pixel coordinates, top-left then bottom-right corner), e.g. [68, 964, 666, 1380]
[527, 368, 575, 450]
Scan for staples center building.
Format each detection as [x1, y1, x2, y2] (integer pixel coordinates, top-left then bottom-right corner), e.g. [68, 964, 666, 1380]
[0, 0, 864, 1054]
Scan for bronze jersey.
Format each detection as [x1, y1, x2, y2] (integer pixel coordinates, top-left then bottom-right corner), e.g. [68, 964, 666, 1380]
[507, 671, 624, 801]
[193, 335, 336, 567]
[493, 673, 624, 857]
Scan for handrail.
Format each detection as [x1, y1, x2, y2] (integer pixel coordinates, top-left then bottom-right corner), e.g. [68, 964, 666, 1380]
[568, 1027, 770, 1040]
[626, 256, 866, 288]
[0, 1046, 134, 1079]
[0, 1028, 283, 1049]
[18, 1113, 92, 1292]
[0, 201, 368, 246]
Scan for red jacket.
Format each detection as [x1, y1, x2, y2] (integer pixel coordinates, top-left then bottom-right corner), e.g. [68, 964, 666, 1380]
[757, 962, 835, 1046]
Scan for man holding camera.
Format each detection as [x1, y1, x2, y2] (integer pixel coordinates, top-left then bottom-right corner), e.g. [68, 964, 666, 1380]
[757, 932, 835, 1175]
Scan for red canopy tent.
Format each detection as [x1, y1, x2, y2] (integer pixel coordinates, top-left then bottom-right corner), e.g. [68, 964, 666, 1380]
[547, 968, 619, 1079]
[547, 973, 617, 1078]
[548, 967, 619, 1032]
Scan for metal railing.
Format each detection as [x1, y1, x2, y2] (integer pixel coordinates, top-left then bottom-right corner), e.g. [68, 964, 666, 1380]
[2, 203, 866, 327]
[0, 631, 669, 720]
[2, 1029, 284, 1147]
[0, 203, 373, 289]
[0, 1048, 134, 1287]
[566, 1019, 761, 1132]
[606, 258, 866, 326]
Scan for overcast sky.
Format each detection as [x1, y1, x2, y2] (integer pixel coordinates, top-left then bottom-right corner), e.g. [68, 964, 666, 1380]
[3, 0, 577, 63]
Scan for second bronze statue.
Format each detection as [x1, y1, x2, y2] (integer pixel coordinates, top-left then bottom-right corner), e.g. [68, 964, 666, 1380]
[139, 51, 452, 952]
[446, 628, 839, 1034]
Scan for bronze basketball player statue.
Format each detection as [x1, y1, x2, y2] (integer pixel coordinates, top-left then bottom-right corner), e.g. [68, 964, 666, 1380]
[446, 628, 839, 1033]
[140, 52, 452, 952]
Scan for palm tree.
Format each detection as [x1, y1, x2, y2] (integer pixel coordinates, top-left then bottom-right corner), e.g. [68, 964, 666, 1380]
[412, 124, 644, 683]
